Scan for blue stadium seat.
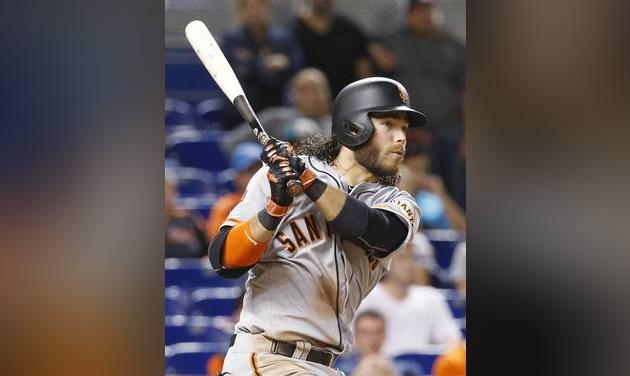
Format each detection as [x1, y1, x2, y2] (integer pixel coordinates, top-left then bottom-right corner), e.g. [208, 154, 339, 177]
[165, 98, 196, 127]
[423, 230, 465, 288]
[190, 287, 243, 317]
[165, 259, 246, 289]
[165, 316, 233, 346]
[393, 352, 441, 376]
[446, 296, 466, 320]
[165, 131, 228, 172]
[215, 169, 237, 195]
[172, 167, 216, 198]
[196, 98, 225, 129]
[165, 342, 227, 375]
[165, 286, 192, 316]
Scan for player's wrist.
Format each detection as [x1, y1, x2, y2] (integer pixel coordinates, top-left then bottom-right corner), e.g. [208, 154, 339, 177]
[257, 207, 283, 231]
[265, 198, 290, 217]
[304, 179, 327, 201]
[299, 168, 317, 190]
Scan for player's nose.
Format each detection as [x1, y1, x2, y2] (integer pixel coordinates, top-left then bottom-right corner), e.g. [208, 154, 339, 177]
[393, 128, 406, 144]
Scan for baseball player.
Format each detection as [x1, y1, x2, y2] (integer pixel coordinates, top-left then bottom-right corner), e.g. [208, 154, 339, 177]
[208, 77, 425, 375]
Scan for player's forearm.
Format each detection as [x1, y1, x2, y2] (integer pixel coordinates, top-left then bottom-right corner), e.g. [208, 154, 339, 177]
[305, 180, 347, 221]
[215, 209, 281, 269]
[305, 179, 407, 252]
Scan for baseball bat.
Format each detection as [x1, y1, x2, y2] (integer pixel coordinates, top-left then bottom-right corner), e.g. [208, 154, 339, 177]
[184, 20, 303, 196]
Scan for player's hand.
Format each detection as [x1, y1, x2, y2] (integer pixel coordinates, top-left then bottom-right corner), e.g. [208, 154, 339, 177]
[289, 155, 317, 190]
[266, 157, 297, 208]
[261, 137, 293, 165]
[261, 137, 298, 208]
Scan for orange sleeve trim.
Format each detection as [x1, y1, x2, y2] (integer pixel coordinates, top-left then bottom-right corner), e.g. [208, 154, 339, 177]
[300, 168, 318, 189]
[223, 220, 270, 268]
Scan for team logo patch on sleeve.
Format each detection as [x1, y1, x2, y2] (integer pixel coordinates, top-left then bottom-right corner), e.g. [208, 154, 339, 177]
[393, 197, 417, 224]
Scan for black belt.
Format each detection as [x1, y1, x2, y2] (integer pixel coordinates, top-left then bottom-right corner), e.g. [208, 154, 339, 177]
[229, 334, 337, 368]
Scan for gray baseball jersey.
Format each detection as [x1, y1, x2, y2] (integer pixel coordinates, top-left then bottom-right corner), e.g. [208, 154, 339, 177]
[221, 155, 421, 355]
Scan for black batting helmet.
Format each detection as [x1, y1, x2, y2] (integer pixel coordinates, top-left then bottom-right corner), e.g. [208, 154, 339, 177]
[331, 77, 426, 148]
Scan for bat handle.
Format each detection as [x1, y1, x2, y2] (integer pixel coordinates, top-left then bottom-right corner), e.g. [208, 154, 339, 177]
[287, 179, 304, 197]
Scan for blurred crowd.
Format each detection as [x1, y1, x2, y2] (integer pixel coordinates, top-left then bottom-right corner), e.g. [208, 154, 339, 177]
[165, 0, 466, 374]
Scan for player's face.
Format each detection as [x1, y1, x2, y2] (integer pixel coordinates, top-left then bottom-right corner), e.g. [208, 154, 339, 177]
[355, 112, 409, 176]
[354, 316, 386, 356]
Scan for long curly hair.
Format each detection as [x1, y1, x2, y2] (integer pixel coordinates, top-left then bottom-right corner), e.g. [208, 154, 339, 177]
[293, 135, 400, 187]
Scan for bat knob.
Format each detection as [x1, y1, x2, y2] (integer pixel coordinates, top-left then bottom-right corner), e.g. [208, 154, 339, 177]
[287, 179, 304, 197]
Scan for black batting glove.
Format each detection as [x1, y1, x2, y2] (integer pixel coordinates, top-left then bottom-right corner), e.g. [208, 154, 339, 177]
[261, 138, 299, 208]
[261, 137, 293, 165]
[267, 158, 298, 207]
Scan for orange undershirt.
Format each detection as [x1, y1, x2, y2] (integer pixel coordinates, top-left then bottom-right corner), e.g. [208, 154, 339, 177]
[222, 218, 270, 268]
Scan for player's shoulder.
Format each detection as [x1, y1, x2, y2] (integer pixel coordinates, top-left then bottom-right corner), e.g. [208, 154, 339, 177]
[352, 183, 417, 209]
[299, 155, 344, 188]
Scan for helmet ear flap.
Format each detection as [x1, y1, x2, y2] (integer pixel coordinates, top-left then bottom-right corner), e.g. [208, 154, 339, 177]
[343, 121, 361, 136]
[339, 119, 373, 148]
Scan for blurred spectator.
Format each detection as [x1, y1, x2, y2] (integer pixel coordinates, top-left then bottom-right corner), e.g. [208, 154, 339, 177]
[221, 68, 331, 153]
[351, 354, 398, 376]
[384, 0, 466, 196]
[357, 245, 461, 356]
[432, 341, 466, 376]
[165, 177, 209, 258]
[287, 68, 333, 128]
[206, 143, 262, 239]
[450, 241, 466, 296]
[400, 143, 466, 231]
[410, 231, 438, 286]
[220, 0, 303, 129]
[335, 310, 387, 374]
[292, 0, 372, 95]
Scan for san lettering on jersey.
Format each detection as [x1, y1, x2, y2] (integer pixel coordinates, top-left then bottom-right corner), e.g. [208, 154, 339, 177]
[275, 213, 333, 253]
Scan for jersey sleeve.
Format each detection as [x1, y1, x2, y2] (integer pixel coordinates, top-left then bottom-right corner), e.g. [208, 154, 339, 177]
[372, 190, 421, 268]
[220, 165, 270, 229]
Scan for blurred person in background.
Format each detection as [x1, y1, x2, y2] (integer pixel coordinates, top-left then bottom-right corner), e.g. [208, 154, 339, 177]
[450, 241, 466, 297]
[400, 143, 466, 231]
[165, 176, 209, 258]
[351, 354, 398, 376]
[384, 0, 466, 200]
[357, 245, 461, 356]
[220, 0, 304, 129]
[335, 310, 388, 374]
[287, 67, 333, 130]
[292, 0, 373, 95]
[432, 341, 466, 376]
[206, 143, 263, 240]
[410, 231, 439, 286]
[221, 68, 332, 153]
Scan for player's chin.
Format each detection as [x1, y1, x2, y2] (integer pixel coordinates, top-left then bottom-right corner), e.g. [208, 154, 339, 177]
[377, 161, 400, 176]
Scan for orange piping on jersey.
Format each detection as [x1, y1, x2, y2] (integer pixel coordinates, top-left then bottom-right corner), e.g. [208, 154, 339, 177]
[250, 353, 262, 376]
[223, 220, 269, 268]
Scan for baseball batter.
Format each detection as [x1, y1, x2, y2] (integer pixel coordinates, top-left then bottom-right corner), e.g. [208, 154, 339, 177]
[208, 77, 425, 375]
